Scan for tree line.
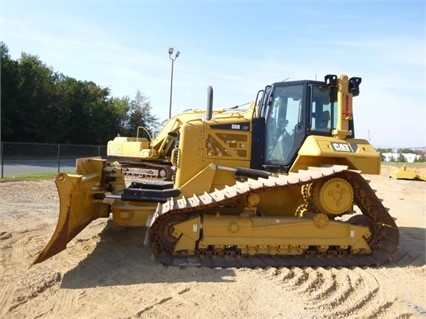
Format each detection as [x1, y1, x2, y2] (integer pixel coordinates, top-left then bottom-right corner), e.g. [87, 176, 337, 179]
[1, 42, 159, 145]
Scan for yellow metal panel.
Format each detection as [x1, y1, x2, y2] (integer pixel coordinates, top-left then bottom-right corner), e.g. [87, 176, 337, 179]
[107, 139, 150, 158]
[293, 135, 380, 174]
[199, 215, 371, 254]
[173, 216, 201, 253]
[174, 121, 205, 188]
[111, 203, 158, 226]
[174, 117, 253, 193]
[257, 185, 304, 217]
[179, 163, 217, 197]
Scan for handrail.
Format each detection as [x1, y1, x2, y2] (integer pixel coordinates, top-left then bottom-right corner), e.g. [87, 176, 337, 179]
[136, 126, 152, 141]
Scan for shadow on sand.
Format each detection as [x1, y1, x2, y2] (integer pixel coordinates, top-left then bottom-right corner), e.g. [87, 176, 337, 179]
[61, 221, 236, 289]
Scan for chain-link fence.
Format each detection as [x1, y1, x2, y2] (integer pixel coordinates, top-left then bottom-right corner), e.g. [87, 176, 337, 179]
[1, 142, 107, 178]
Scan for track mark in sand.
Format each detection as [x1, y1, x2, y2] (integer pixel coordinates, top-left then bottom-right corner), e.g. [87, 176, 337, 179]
[4, 227, 49, 264]
[132, 286, 202, 319]
[0, 232, 12, 265]
[278, 267, 413, 319]
[178, 287, 190, 294]
[135, 296, 173, 317]
[8, 271, 61, 312]
[0, 231, 12, 240]
[404, 300, 426, 317]
[0, 282, 16, 318]
[51, 289, 80, 315]
[11, 235, 27, 261]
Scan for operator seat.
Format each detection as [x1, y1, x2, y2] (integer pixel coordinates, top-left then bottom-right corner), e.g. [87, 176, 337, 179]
[270, 130, 293, 163]
[317, 110, 330, 129]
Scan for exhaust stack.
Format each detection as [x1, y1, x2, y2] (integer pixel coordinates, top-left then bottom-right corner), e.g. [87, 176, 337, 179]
[206, 86, 213, 120]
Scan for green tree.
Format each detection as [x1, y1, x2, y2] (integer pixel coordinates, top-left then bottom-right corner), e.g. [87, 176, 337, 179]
[377, 148, 393, 153]
[80, 81, 113, 144]
[123, 91, 159, 138]
[110, 96, 131, 136]
[397, 152, 406, 162]
[64, 79, 114, 144]
[0, 42, 19, 140]
[400, 148, 415, 154]
[15, 53, 57, 142]
[417, 151, 425, 162]
[1, 41, 159, 145]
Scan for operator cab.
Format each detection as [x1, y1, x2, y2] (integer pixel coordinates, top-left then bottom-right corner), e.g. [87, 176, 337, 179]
[256, 75, 340, 173]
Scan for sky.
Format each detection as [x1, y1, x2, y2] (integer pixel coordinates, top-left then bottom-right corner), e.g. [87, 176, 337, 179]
[1, 0, 425, 148]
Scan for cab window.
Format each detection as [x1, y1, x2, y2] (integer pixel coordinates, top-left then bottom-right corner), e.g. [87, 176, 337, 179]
[310, 85, 336, 132]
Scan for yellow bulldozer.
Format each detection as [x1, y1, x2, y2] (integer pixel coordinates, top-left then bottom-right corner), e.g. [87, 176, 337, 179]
[106, 106, 250, 181]
[33, 74, 399, 267]
[106, 125, 175, 180]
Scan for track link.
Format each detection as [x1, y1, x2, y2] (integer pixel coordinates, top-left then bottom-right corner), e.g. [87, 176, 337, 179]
[148, 165, 399, 267]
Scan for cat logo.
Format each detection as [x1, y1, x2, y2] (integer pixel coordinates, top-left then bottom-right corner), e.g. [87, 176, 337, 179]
[331, 142, 353, 152]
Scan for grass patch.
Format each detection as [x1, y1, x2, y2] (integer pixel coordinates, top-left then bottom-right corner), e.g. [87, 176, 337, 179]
[1, 170, 74, 182]
[382, 162, 426, 168]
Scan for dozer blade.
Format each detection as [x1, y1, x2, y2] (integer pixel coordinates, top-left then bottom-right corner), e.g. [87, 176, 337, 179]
[32, 171, 110, 265]
[394, 167, 426, 181]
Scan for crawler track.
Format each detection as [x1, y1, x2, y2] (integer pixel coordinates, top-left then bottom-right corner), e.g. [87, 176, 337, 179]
[148, 166, 399, 267]
[121, 161, 174, 181]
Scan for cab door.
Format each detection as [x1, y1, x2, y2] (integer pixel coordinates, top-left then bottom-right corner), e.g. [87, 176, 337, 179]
[263, 81, 308, 171]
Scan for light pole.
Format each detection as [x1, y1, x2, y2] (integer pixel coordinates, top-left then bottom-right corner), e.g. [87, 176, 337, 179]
[168, 47, 180, 119]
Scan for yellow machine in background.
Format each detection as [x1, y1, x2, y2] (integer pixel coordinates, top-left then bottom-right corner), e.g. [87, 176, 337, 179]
[106, 125, 174, 179]
[106, 107, 253, 180]
[393, 165, 426, 181]
[34, 74, 399, 267]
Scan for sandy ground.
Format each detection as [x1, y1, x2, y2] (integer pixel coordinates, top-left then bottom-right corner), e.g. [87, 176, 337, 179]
[0, 165, 425, 319]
